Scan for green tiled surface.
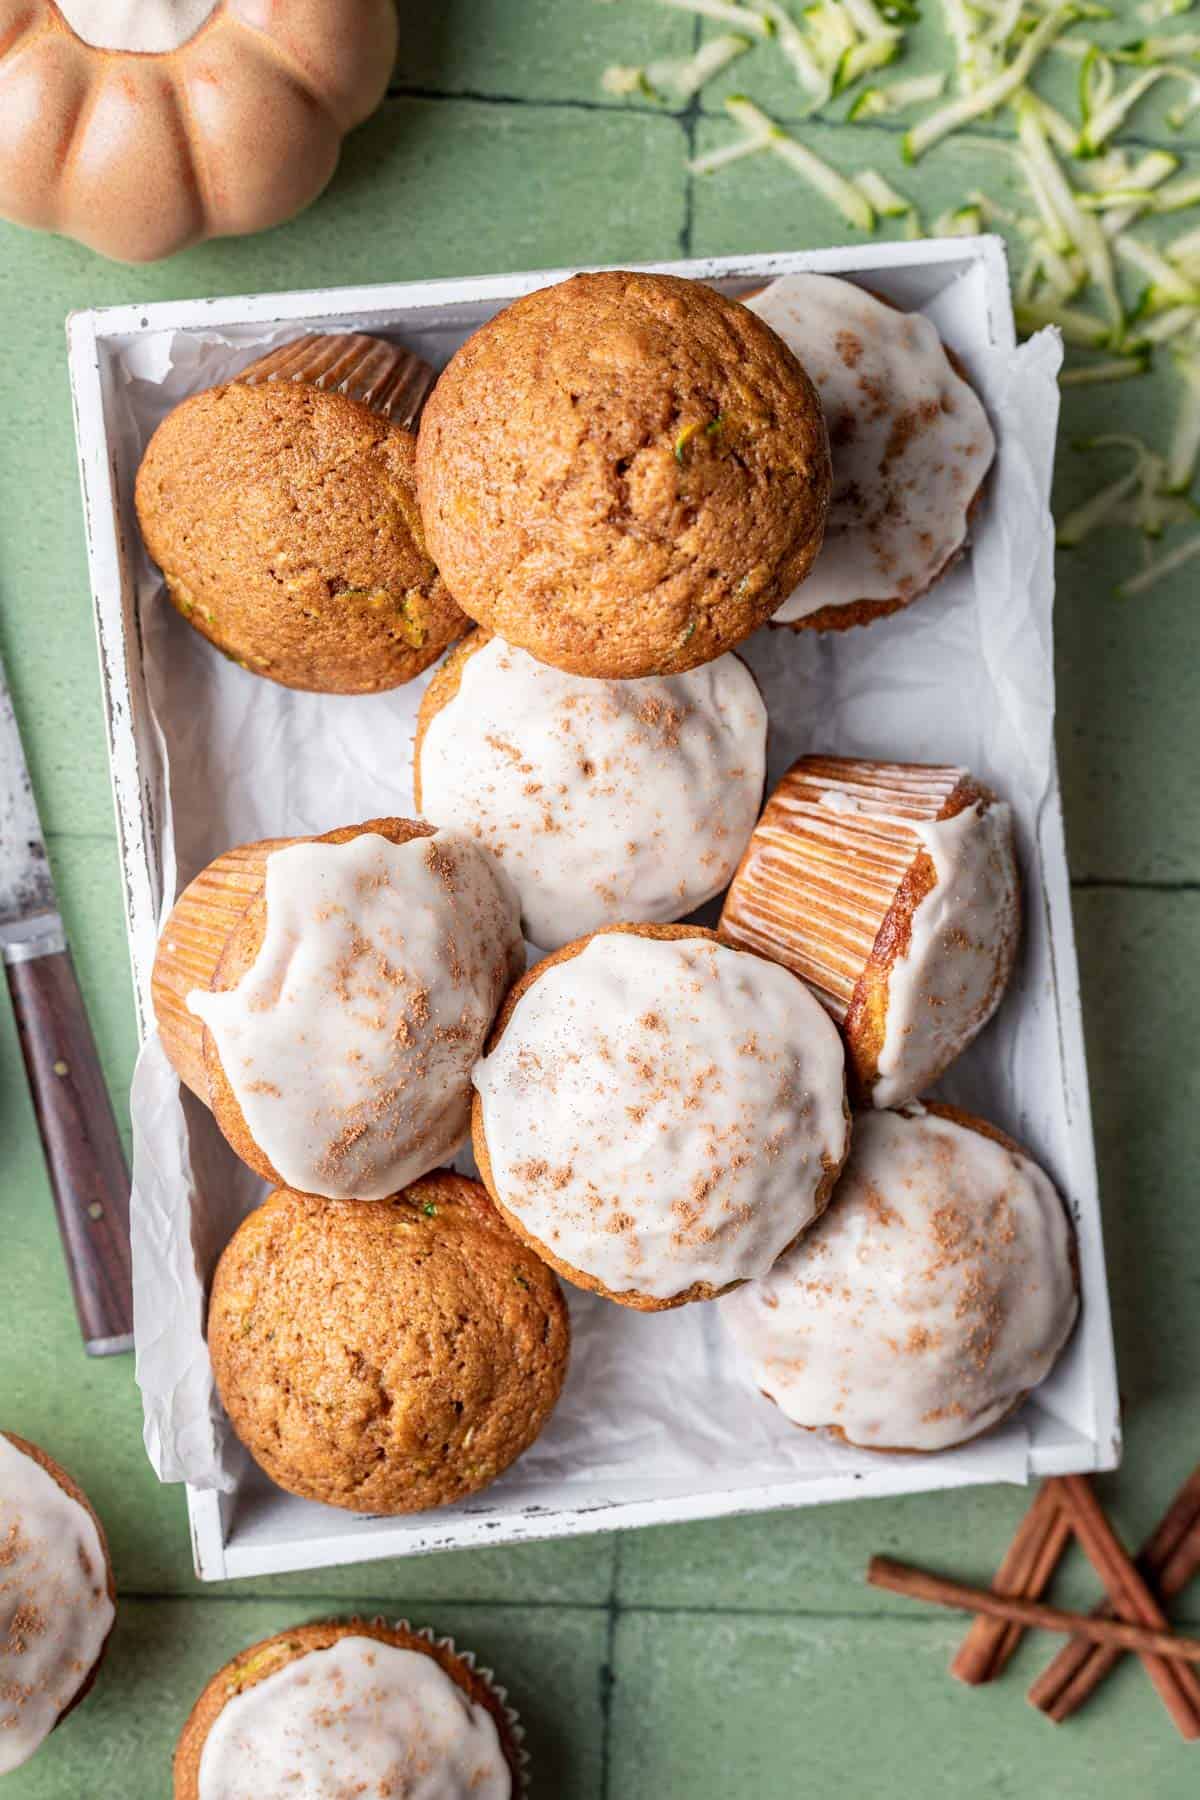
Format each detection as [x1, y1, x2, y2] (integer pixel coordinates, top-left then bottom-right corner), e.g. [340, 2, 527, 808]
[1, 2, 1199, 1794]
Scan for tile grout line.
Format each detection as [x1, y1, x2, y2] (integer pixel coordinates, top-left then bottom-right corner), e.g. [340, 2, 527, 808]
[381, 82, 1199, 160]
[113, 1590, 1200, 1625]
[599, 1532, 623, 1800]
[678, 16, 704, 261]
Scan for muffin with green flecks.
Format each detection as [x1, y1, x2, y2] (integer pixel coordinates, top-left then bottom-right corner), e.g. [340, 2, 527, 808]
[135, 375, 465, 693]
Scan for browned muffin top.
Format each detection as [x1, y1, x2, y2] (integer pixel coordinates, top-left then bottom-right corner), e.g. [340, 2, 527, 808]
[135, 381, 465, 693]
[415, 271, 831, 678]
[207, 1173, 569, 1515]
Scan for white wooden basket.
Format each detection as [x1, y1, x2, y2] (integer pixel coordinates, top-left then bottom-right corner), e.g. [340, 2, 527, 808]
[67, 240, 1120, 1582]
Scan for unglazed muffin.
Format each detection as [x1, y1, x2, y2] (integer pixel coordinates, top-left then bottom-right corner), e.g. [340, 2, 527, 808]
[414, 629, 768, 949]
[472, 923, 849, 1310]
[720, 1104, 1079, 1453]
[416, 270, 831, 678]
[743, 274, 995, 631]
[207, 1174, 569, 1514]
[720, 757, 1020, 1107]
[151, 819, 524, 1199]
[0, 1432, 115, 1774]
[135, 376, 465, 691]
[174, 1619, 524, 1799]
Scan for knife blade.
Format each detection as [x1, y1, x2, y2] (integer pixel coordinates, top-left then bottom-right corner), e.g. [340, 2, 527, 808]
[1, 650, 133, 1355]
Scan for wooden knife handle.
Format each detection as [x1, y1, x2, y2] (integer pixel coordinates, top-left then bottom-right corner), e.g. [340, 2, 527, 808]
[6, 947, 134, 1355]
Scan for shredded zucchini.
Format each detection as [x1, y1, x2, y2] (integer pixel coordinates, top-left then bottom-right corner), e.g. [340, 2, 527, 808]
[658, 0, 774, 35]
[848, 72, 947, 117]
[1115, 233, 1200, 307]
[1016, 299, 1111, 345]
[1059, 354, 1151, 383]
[1167, 355, 1200, 490]
[854, 168, 915, 216]
[1118, 531, 1200, 594]
[720, 97, 876, 227]
[903, 4, 1078, 160]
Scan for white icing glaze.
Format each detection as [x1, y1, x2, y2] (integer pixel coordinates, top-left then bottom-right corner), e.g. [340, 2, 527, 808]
[0, 1437, 113, 1774]
[418, 638, 767, 950]
[721, 1107, 1078, 1451]
[873, 800, 1019, 1106]
[188, 830, 523, 1200]
[196, 1636, 510, 1800]
[56, 0, 218, 53]
[473, 932, 848, 1299]
[745, 274, 996, 621]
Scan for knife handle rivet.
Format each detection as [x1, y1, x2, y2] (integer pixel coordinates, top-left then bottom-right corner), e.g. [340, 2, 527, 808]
[53, 1059, 70, 1077]
[87, 1203, 104, 1221]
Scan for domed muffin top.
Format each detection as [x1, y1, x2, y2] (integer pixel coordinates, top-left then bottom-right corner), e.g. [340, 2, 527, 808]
[207, 1174, 570, 1514]
[416, 270, 831, 678]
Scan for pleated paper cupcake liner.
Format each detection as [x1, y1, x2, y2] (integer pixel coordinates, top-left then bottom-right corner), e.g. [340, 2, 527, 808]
[721, 756, 968, 1019]
[150, 837, 288, 1099]
[238, 332, 436, 429]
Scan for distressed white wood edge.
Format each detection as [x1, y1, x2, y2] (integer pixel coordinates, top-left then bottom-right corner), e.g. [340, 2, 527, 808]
[68, 238, 1119, 1583]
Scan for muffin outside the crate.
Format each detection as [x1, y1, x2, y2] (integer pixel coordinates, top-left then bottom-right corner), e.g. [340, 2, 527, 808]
[0, 1433, 116, 1775]
[174, 1617, 524, 1799]
[720, 756, 1020, 1107]
[414, 628, 768, 950]
[720, 1103, 1080, 1453]
[743, 274, 995, 632]
[135, 367, 465, 693]
[150, 819, 524, 1199]
[415, 270, 831, 679]
[471, 922, 849, 1311]
[206, 1173, 569, 1515]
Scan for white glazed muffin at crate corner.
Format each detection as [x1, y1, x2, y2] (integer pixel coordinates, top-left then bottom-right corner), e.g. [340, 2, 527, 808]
[414, 629, 769, 951]
[743, 273, 996, 631]
[720, 756, 1020, 1107]
[174, 1618, 525, 1800]
[0, 1432, 115, 1775]
[471, 923, 849, 1311]
[720, 1103, 1080, 1453]
[151, 819, 524, 1199]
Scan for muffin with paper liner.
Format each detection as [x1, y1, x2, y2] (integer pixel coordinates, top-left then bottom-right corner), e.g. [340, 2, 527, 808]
[151, 819, 524, 1199]
[174, 1616, 528, 1797]
[720, 1103, 1079, 1454]
[206, 1174, 569, 1516]
[0, 1432, 115, 1775]
[135, 335, 464, 692]
[719, 756, 1020, 1107]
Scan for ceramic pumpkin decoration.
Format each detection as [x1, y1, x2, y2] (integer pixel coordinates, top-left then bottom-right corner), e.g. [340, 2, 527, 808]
[0, 1, 397, 262]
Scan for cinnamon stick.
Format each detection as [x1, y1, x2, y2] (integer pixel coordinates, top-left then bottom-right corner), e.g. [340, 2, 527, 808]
[1030, 1467, 1200, 1727]
[867, 1557, 1200, 1664]
[951, 1482, 1072, 1685]
[1049, 1475, 1200, 1741]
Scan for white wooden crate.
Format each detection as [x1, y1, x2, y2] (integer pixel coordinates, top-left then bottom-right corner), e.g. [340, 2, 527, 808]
[67, 240, 1120, 1582]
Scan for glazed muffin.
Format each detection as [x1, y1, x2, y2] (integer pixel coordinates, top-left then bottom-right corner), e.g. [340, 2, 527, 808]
[135, 375, 465, 692]
[207, 1173, 569, 1514]
[0, 1432, 115, 1774]
[415, 629, 768, 950]
[416, 270, 831, 678]
[720, 757, 1020, 1107]
[151, 820, 523, 1199]
[174, 1618, 524, 1798]
[720, 1104, 1080, 1453]
[743, 274, 995, 631]
[471, 923, 849, 1310]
